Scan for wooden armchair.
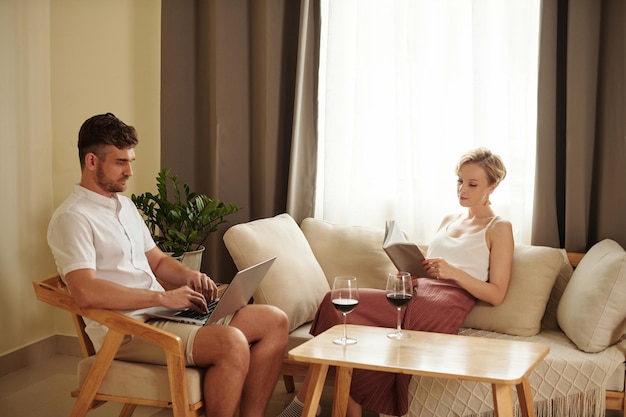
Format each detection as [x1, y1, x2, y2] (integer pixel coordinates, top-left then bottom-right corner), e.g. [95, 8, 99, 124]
[33, 274, 205, 417]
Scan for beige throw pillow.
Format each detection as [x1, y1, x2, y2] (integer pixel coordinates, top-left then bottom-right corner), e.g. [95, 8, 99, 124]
[301, 217, 397, 290]
[557, 239, 626, 353]
[223, 213, 330, 331]
[462, 245, 566, 336]
[540, 258, 575, 331]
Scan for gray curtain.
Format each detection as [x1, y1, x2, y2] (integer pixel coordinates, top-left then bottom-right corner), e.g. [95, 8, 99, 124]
[533, 0, 626, 252]
[286, 0, 320, 223]
[160, 0, 318, 279]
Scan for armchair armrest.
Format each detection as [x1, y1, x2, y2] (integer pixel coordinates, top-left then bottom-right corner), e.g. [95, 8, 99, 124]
[84, 309, 184, 356]
[33, 275, 184, 356]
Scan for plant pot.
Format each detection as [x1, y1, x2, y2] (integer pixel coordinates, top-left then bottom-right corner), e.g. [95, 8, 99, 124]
[169, 245, 205, 271]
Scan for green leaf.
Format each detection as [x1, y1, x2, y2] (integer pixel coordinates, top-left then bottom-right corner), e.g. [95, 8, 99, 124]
[131, 168, 241, 256]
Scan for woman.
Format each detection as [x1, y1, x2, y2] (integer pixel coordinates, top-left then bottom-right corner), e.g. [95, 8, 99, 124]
[279, 148, 514, 417]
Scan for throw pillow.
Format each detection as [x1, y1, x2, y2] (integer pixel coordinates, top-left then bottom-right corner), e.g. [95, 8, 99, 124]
[540, 256, 575, 331]
[557, 239, 626, 353]
[223, 213, 330, 331]
[462, 245, 566, 336]
[301, 218, 397, 290]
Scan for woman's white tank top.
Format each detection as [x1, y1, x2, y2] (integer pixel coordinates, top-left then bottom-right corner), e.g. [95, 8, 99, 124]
[426, 215, 497, 282]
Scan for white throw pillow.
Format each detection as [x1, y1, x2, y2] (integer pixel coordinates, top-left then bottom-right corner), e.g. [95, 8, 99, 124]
[557, 239, 626, 353]
[301, 218, 397, 290]
[462, 245, 566, 336]
[223, 213, 330, 331]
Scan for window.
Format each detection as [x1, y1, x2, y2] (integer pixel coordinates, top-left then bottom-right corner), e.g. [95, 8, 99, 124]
[316, 0, 541, 244]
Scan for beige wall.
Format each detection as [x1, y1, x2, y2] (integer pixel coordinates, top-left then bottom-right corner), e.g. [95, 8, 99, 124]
[0, 0, 161, 357]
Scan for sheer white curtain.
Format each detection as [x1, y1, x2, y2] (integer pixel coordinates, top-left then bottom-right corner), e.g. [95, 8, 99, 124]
[315, 0, 540, 244]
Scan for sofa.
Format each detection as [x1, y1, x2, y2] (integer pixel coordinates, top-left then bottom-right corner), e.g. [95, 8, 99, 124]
[223, 213, 626, 417]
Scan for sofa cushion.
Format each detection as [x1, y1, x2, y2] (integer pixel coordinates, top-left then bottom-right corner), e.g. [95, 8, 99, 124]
[557, 239, 626, 353]
[223, 213, 330, 331]
[462, 245, 567, 336]
[301, 217, 397, 290]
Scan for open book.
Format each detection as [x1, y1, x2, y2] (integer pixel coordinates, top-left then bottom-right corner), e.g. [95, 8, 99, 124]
[383, 220, 429, 277]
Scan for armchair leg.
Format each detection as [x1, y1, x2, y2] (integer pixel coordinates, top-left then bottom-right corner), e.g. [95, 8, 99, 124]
[283, 375, 296, 393]
[118, 403, 137, 417]
[71, 331, 125, 417]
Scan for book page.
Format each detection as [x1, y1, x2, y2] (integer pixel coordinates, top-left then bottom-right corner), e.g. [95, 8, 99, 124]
[383, 220, 429, 277]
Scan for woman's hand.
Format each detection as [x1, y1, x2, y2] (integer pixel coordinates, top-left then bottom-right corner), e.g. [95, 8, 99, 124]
[422, 257, 458, 280]
[411, 276, 419, 288]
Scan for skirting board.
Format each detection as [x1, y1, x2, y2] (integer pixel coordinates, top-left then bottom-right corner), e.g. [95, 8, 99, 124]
[0, 335, 81, 378]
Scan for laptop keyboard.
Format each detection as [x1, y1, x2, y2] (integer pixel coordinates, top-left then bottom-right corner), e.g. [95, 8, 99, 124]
[174, 299, 219, 321]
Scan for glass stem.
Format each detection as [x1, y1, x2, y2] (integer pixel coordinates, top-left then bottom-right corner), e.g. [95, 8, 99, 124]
[396, 307, 402, 333]
[343, 313, 348, 340]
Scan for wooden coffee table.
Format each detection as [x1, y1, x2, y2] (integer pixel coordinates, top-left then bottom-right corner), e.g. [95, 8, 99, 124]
[288, 324, 549, 417]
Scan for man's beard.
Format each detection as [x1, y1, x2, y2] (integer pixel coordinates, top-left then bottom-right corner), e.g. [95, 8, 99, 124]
[96, 166, 127, 193]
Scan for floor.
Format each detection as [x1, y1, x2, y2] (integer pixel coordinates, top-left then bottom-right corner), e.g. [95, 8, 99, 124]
[0, 353, 622, 417]
[0, 353, 358, 417]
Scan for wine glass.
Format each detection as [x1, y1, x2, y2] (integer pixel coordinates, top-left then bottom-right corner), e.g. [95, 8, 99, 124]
[331, 276, 359, 345]
[386, 271, 412, 339]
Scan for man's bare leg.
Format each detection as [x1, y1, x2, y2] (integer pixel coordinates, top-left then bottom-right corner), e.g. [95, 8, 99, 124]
[192, 325, 252, 417]
[229, 304, 289, 417]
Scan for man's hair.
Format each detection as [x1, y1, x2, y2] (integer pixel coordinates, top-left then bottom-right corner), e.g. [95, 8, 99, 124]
[78, 113, 138, 168]
[455, 147, 507, 186]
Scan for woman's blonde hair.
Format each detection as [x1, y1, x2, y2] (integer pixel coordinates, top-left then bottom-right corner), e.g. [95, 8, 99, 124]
[455, 147, 507, 186]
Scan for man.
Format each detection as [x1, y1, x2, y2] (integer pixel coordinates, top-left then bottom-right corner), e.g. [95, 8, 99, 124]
[47, 113, 289, 417]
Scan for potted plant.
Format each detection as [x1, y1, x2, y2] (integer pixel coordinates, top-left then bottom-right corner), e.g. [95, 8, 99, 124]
[131, 168, 240, 268]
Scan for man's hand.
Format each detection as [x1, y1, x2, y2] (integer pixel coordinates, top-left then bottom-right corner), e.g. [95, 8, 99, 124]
[186, 271, 219, 302]
[161, 285, 210, 314]
[146, 247, 219, 303]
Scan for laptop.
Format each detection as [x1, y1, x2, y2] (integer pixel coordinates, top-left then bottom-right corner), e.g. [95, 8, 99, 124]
[145, 257, 276, 326]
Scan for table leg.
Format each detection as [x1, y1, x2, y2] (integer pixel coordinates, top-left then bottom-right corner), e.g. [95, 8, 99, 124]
[302, 363, 330, 417]
[516, 377, 536, 417]
[332, 367, 353, 417]
[492, 384, 514, 417]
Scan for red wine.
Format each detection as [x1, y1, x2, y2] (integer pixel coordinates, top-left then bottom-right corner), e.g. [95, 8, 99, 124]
[386, 293, 412, 308]
[332, 298, 359, 313]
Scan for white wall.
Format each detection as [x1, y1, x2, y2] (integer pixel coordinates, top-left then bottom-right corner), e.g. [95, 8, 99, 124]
[0, 0, 161, 356]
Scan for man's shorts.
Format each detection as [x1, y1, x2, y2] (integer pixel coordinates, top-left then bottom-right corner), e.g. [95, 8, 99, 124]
[114, 313, 234, 366]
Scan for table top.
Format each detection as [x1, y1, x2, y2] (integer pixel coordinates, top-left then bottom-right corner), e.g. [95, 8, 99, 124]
[288, 324, 550, 385]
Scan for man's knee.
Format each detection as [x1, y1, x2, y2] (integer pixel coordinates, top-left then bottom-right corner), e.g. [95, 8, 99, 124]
[271, 305, 289, 326]
[262, 306, 290, 351]
[194, 325, 250, 368]
[262, 305, 290, 336]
